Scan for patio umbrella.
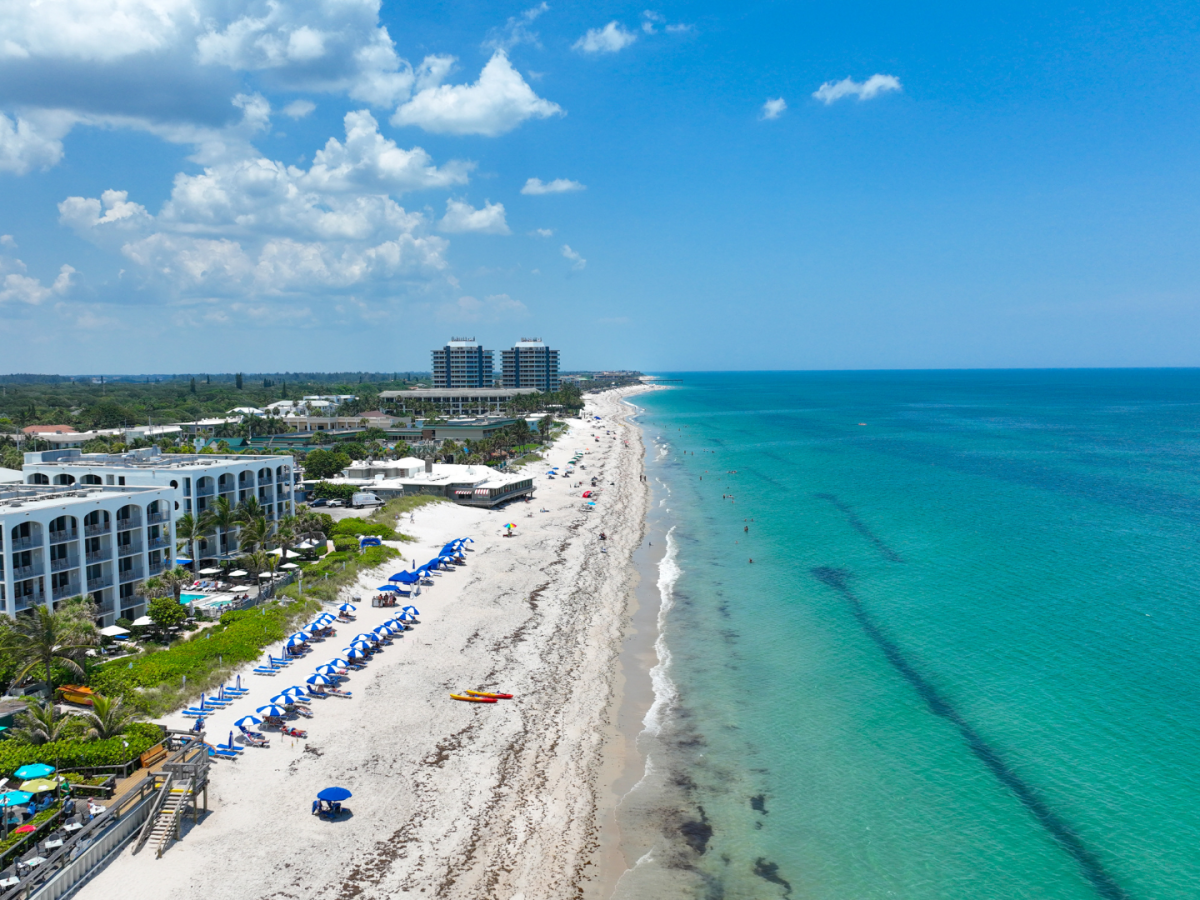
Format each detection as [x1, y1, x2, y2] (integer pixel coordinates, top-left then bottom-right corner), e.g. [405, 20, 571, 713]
[258, 572, 274, 579]
[256, 704, 288, 717]
[198, 567, 221, 575]
[0, 791, 33, 807]
[307, 673, 334, 686]
[20, 779, 57, 793]
[234, 716, 262, 728]
[132, 615, 153, 626]
[99, 625, 130, 637]
[228, 569, 248, 577]
[338, 603, 357, 612]
[317, 787, 351, 802]
[13, 764, 55, 780]
[269, 548, 301, 558]
[281, 563, 299, 570]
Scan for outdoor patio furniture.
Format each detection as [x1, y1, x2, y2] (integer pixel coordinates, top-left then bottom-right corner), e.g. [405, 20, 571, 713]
[0, 865, 19, 888]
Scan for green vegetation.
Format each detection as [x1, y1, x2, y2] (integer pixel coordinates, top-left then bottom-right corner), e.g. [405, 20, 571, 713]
[0, 601, 97, 693]
[365, 493, 446, 526]
[304, 448, 352, 479]
[147, 596, 187, 630]
[279, 544, 400, 604]
[330, 518, 400, 541]
[90, 600, 320, 716]
[0, 723, 163, 778]
[312, 481, 357, 501]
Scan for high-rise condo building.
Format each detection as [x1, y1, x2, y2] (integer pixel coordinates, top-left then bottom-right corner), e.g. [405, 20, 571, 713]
[501, 339, 560, 391]
[431, 338, 495, 388]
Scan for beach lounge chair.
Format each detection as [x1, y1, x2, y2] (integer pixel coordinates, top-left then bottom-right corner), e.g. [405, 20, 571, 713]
[269, 656, 292, 667]
[207, 745, 239, 760]
[253, 667, 277, 676]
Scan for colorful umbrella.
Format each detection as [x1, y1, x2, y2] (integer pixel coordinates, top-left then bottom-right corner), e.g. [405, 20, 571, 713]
[256, 704, 288, 717]
[235, 716, 262, 728]
[20, 778, 57, 793]
[307, 673, 334, 686]
[13, 764, 55, 780]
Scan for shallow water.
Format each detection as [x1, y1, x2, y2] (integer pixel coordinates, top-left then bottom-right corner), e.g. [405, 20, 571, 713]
[615, 370, 1200, 900]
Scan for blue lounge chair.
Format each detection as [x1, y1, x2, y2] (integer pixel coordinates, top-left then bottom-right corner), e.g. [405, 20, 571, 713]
[253, 667, 277, 676]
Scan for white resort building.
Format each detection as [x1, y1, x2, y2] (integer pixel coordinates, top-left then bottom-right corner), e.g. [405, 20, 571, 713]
[1, 482, 177, 626]
[22, 448, 296, 566]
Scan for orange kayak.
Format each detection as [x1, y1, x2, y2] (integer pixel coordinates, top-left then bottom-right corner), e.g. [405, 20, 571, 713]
[451, 693, 496, 703]
[465, 689, 513, 700]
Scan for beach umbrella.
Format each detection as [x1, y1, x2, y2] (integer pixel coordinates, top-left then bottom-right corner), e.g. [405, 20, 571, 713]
[343, 647, 365, 660]
[314, 663, 341, 676]
[228, 569, 248, 577]
[339, 603, 356, 612]
[270, 693, 299, 706]
[307, 673, 334, 686]
[281, 562, 300, 570]
[269, 548, 301, 558]
[390, 571, 420, 585]
[234, 716, 262, 728]
[13, 764, 55, 780]
[132, 615, 153, 627]
[317, 787, 352, 802]
[376, 585, 401, 593]
[285, 638, 306, 650]
[281, 686, 308, 698]
[353, 633, 377, 642]
[374, 624, 395, 636]
[291, 630, 312, 640]
[20, 779, 58, 793]
[403, 605, 420, 615]
[324, 657, 349, 667]
[256, 704, 288, 717]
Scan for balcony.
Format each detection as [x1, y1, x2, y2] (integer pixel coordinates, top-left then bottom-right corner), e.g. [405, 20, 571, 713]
[148, 559, 167, 575]
[118, 565, 143, 584]
[87, 574, 113, 591]
[117, 541, 142, 557]
[52, 582, 81, 601]
[115, 515, 142, 531]
[85, 549, 110, 564]
[12, 563, 43, 580]
[10, 535, 37, 551]
[196, 486, 215, 497]
[49, 529, 79, 545]
[147, 536, 170, 551]
[85, 522, 111, 537]
[50, 556, 77, 573]
[14, 593, 46, 611]
[147, 511, 170, 525]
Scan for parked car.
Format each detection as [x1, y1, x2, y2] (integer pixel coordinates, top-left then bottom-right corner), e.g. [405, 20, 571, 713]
[326, 499, 345, 507]
[310, 498, 328, 507]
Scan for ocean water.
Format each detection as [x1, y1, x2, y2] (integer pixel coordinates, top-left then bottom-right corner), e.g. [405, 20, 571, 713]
[614, 370, 1200, 900]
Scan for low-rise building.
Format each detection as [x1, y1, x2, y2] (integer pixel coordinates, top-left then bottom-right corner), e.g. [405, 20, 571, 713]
[1, 481, 177, 625]
[176, 417, 242, 436]
[379, 388, 539, 417]
[304, 460, 534, 508]
[21, 448, 296, 563]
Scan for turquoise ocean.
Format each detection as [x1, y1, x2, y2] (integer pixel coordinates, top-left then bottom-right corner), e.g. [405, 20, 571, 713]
[613, 370, 1200, 900]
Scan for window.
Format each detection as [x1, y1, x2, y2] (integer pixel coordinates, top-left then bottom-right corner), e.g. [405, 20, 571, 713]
[106, 475, 114, 485]
[118, 476, 125, 486]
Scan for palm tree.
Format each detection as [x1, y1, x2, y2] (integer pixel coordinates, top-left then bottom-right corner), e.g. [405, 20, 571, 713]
[208, 495, 240, 559]
[10, 700, 67, 745]
[271, 518, 297, 567]
[0, 604, 96, 691]
[236, 496, 264, 525]
[237, 515, 270, 555]
[83, 693, 139, 740]
[175, 510, 215, 570]
[144, 567, 191, 603]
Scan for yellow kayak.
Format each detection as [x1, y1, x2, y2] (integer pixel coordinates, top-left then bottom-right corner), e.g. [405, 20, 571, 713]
[451, 693, 496, 703]
[465, 689, 513, 700]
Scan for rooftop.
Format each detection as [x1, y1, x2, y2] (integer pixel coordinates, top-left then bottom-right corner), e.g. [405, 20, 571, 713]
[379, 388, 539, 398]
[22, 425, 78, 434]
[24, 448, 293, 469]
[0, 482, 164, 513]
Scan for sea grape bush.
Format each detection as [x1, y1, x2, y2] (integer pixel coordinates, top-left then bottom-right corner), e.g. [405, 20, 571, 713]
[0, 723, 162, 777]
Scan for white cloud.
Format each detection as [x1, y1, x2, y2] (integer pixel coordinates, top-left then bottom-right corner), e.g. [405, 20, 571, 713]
[438, 199, 510, 235]
[58, 112, 466, 301]
[531, 228, 553, 237]
[642, 11, 663, 34]
[561, 244, 586, 270]
[0, 111, 73, 174]
[813, 74, 902, 104]
[438, 292, 528, 321]
[521, 177, 585, 195]
[0, 248, 74, 305]
[282, 99, 316, 119]
[391, 51, 562, 136]
[760, 97, 787, 121]
[485, 3, 550, 51]
[574, 22, 637, 54]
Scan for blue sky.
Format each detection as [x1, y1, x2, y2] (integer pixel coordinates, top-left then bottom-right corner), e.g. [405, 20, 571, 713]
[2, 1, 1199, 374]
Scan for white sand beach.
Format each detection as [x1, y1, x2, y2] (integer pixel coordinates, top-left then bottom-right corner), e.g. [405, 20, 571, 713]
[81, 384, 656, 900]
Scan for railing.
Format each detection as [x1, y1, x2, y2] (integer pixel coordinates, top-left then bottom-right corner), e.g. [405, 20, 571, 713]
[195, 486, 215, 497]
[148, 559, 167, 575]
[14, 593, 44, 610]
[48, 529, 78, 544]
[10, 535, 36, 551]
[133, 774, 174, 855]
[147, 511, 170, 525]
[118, 565, 143, 583]
[87, 574, 112, 591]
[86, 548, 109, 563]
[85, 522, 110, 537]
[116, 515, 142, 531]
[12, 563, 42, 579]
[147, 536, 169, 550]
[118, 541, 142, 557]
[50, 556, 77, 573]
[52, 582, 80, 601]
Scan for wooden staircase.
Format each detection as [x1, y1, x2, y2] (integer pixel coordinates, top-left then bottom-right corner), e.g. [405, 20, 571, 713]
[147, 779, 194, 858]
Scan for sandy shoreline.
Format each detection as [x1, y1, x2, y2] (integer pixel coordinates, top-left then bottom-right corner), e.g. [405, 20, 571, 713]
[81, 384, 660, 900]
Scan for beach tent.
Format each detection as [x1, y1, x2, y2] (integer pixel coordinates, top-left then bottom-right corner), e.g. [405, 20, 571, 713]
[389, 571, 420, 585]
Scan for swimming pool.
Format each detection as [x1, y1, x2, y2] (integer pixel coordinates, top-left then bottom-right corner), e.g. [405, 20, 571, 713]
[179, 593, 206, 603]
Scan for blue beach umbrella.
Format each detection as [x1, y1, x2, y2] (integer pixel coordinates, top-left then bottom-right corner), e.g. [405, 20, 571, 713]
[317, 787, 351, 802]
[349, 639, 371, 651]
[286, 637, 307, 649]
[403, 606, 420, 615]
[13, 764, 55, 780]
[353, 633, 377, 642]
[281, 686, 307, 698]
[314, 663, 341, 675]
[256, 704, 288, 717]
[324, 657, 349, 668]
[376, 585, 401, 592]
[270, 693, 298, 706]
[0, 791, 34, 807]
[339, 603, 356, 612]
[234, 715, 262, 728]
[315, 613, 336, 624]
[343, 647, 365, 660]
[307, 673, 334, 686]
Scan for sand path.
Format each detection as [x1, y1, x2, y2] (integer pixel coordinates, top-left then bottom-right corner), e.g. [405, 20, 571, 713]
[81, 385, 653, 900]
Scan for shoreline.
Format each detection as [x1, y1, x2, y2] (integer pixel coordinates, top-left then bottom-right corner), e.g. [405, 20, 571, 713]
[79, 383, 660, 900]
